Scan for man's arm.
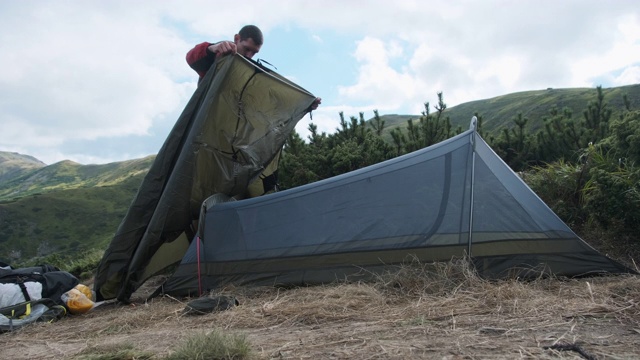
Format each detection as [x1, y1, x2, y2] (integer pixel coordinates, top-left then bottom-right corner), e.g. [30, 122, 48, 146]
[186, 42, 216, 80]
[186, 41, 238, 81]
[311, 97, 322, 110]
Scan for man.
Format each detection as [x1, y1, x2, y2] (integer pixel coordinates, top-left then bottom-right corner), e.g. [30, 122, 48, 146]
[186, 25, 321, 110]
[186, 25, 263, 83]
[186, 25, 320, 198]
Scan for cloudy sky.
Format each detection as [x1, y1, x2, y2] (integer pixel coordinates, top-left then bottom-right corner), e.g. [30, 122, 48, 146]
[1, 1, 638, 165]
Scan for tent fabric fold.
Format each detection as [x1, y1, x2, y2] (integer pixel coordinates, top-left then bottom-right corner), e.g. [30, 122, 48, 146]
[94, 54, 316, 301]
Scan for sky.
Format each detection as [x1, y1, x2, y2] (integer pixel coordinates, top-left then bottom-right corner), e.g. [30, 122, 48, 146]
[1, 1, 639, 165]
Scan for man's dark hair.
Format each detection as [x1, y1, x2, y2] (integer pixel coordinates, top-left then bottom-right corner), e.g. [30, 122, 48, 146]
[238, 25, 263, 45]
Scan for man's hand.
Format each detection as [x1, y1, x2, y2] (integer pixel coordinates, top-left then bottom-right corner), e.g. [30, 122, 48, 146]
[311, 97, 322, 110]
[208, 41, 237, 57]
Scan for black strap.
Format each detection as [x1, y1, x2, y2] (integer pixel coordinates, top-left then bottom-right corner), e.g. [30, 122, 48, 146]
[261, 171, 279, 194]
[16, 278, 31, 302]
[0, 273, 45, 302]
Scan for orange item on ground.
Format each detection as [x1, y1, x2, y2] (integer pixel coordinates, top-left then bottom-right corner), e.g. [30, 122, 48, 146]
[62, 288, 94, 314]
[74, 284, 94, 301]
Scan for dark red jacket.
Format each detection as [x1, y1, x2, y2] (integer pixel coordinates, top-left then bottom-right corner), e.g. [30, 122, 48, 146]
[186, 42, 216, 82]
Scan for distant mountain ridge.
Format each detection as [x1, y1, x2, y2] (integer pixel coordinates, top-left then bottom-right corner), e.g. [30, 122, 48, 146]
[377, 84, 640, 136]
[0, 152, 46, 184]
[0, 153, 155, 201]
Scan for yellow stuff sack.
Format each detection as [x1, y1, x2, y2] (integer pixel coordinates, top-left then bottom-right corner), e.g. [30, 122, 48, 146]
[74, 284, 95, 301]
[61, 288, 94, 315]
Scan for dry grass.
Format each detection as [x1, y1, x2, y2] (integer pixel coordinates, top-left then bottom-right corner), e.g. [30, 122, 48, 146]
[165, 329, 251, 360]
[75, 342, 154, 360]
[4, 260, 640, 359]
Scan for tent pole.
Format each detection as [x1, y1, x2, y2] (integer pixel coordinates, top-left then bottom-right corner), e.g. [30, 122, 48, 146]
[467, 117, 478, 258]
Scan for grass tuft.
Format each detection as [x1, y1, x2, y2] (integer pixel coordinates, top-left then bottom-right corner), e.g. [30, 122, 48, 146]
[166, 329, 252, 360]
[373, 255, 483, 297]
[76, 342, 153, 360]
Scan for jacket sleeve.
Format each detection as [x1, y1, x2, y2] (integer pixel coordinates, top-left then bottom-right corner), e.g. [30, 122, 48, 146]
[186, 42, 216, 81]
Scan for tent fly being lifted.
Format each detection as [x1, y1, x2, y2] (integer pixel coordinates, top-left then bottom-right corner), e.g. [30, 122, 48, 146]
[157, 117, 634, 297]
[93, 54, 318, 302]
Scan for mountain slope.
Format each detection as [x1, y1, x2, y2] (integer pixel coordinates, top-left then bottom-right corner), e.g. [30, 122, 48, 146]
[0, 155, 154, 201]
[378, 84, 640, 136]
[0, 155, 155, 263]
[0, 151, 46, 184]
[0, 174, 144, 261]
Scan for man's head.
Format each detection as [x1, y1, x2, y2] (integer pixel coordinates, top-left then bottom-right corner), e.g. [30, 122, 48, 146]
[234, 25, 263, 59]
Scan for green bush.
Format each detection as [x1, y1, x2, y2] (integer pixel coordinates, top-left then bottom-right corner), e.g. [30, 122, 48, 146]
[605, 110, 640, 165]
[524, 161, 588, 227]
[525, 144, 640, 239]
[582, 149, 640, 234]
[15, 247, 103, 281]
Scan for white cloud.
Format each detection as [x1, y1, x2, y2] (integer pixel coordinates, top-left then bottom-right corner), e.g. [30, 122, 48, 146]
[0, 1, 638, 164]
[338, 37, 423, 112]
[332, 2, 640, 114]
[0, 2, 195, 163]
[472, 55, 524, 91]
[612, 66, 640, 86]
[570, 14, 640, 86]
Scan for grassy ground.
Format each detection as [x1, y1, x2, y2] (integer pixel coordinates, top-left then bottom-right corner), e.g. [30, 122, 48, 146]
[3, 260, 640, 359]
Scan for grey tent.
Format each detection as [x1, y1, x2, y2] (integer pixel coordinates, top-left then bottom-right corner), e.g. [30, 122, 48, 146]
[94, 54, 317, 301]
[158, 117, 633, 297]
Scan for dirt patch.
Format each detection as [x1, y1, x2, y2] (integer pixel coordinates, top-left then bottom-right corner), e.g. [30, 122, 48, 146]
[4, 263, 640, 359]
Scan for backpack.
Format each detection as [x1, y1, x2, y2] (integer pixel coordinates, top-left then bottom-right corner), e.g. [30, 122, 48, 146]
[0, 264, 79, 306]
[0, 264, 77, 332]
[0, 298, 67, 333]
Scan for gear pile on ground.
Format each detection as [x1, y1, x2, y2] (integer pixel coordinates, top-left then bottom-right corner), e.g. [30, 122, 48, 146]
[0, 262, 95, 332]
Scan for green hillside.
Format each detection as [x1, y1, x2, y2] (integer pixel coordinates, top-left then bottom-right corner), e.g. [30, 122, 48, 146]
[0, 152, 46, 183]
[0, 174, 144, 262]
[379, 84, 640, 136]
[0, 155, 155, 263]
[0, 155, 154, 201]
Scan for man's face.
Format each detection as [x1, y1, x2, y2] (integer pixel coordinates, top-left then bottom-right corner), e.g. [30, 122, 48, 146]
[235, 37, 261, 59]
